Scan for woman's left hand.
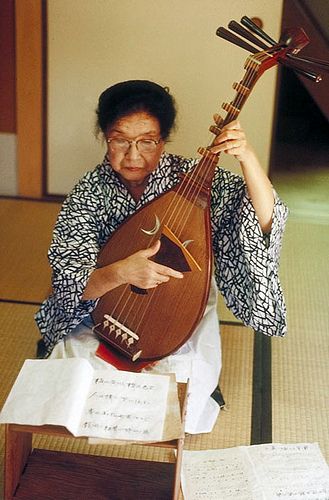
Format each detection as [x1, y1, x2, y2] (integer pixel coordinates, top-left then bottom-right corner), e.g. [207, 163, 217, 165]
[210, 117, 251, 163]
[209, 116, 275, 233]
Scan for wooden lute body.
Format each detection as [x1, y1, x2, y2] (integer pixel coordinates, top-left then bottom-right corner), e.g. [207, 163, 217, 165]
[92, 27, 310, 361]
[92, 173, 213, 361]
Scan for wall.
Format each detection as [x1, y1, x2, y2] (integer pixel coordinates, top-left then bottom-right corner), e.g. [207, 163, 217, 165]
[47, 0, 283, 195]
[0, 0, 17, 195]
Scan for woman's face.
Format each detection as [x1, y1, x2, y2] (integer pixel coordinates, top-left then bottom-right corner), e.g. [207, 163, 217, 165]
[106, 111, 165, 189]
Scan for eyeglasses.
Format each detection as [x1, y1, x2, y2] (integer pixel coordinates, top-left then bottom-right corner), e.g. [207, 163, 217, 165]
[107, 137, 162, 154]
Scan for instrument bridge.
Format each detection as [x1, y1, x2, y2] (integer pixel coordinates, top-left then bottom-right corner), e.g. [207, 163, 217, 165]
[93, 314, 142, 361]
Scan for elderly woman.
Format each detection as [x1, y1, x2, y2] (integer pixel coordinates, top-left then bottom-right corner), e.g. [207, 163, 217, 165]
[36, 80, 287, 434]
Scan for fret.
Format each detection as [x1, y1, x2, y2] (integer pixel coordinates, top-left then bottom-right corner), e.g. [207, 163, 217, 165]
[221, 102, 240, 117]
[232, 81, 250, 95]
[209, 125, 222, 135]
[215, 115, 224, 127]
[197, 147, 218, 159]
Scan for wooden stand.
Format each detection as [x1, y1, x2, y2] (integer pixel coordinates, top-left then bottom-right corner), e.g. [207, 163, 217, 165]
[4, 384, 187, 500]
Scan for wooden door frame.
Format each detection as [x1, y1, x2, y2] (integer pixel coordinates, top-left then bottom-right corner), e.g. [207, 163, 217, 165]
[15, 0, 46, 198]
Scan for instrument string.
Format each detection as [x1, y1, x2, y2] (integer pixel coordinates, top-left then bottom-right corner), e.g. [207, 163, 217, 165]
[130, 57, 261, 331]
[106, 54, 261, 332]
[170, 55, 268, 237]
[104, 50, 277, 338]
[127, 154, 217, 332]
[150, 50, 277, 242]
[179, 51, 276, 238]
[172, 55, 259, 238]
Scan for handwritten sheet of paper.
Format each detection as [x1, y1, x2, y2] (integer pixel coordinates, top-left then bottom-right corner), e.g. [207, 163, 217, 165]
[88, 373, 184, 445]
[79, 369, 170, 442]
[0, 359, 171, 442]
[181, 447, 263, 500]
[247, 443, 329, 500]
[181, 443, 329, 500]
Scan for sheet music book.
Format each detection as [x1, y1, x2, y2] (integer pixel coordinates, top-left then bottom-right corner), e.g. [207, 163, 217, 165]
[0, 358, 180, 442]
[181, 443, 329, 499]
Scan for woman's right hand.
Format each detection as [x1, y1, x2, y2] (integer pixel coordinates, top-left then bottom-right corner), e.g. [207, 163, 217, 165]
[83, 240, 183, 300]
[116, 240, 184, 289]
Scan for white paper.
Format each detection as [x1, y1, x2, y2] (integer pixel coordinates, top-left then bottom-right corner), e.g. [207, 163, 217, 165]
[246, 443, 329, 499]
[181, 443, 329, 500]
[181, 447, 263, 500]
[88, 372, 184, 445]
[0, 358, 93, 431]
[0, 358, 170, 442]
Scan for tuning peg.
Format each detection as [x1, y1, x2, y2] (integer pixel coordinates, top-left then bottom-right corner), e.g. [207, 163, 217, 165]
[241, 16, 277, 46]
[279, 58, 322, 82]
[287, 53, 329, 72]
[216, 26, 258, 53]
[228, 20, 271, 50]
[217, 19, 322, 84]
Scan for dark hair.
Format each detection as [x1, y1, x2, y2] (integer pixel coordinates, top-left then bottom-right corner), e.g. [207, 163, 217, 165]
[96, 80, 176, 140]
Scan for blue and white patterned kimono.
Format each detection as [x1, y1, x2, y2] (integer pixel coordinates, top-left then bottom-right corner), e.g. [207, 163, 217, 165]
[35, 152, 288, 433]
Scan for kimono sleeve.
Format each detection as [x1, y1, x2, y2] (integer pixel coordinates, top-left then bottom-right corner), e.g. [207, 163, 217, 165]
[211, 169, 288, 337]
[35, 173, 103, 351]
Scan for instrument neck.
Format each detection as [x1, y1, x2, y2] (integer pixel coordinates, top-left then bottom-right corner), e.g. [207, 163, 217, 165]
[184, 59, 260, 191]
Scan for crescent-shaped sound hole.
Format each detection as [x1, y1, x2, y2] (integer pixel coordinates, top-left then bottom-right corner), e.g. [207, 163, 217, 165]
[141, 215, 161, 235]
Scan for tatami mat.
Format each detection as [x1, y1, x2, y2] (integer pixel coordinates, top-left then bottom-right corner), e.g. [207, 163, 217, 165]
[0, 199, 60, 303]
[272, 219, 329, 462]
[185, 324, 254, 451]
[0, 301, 253, 498]
[0, 303, 40, 499]
[272, 166, 329, 224]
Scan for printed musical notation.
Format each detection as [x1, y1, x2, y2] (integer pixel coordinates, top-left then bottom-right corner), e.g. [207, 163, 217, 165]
[181, 443, 329, 500]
